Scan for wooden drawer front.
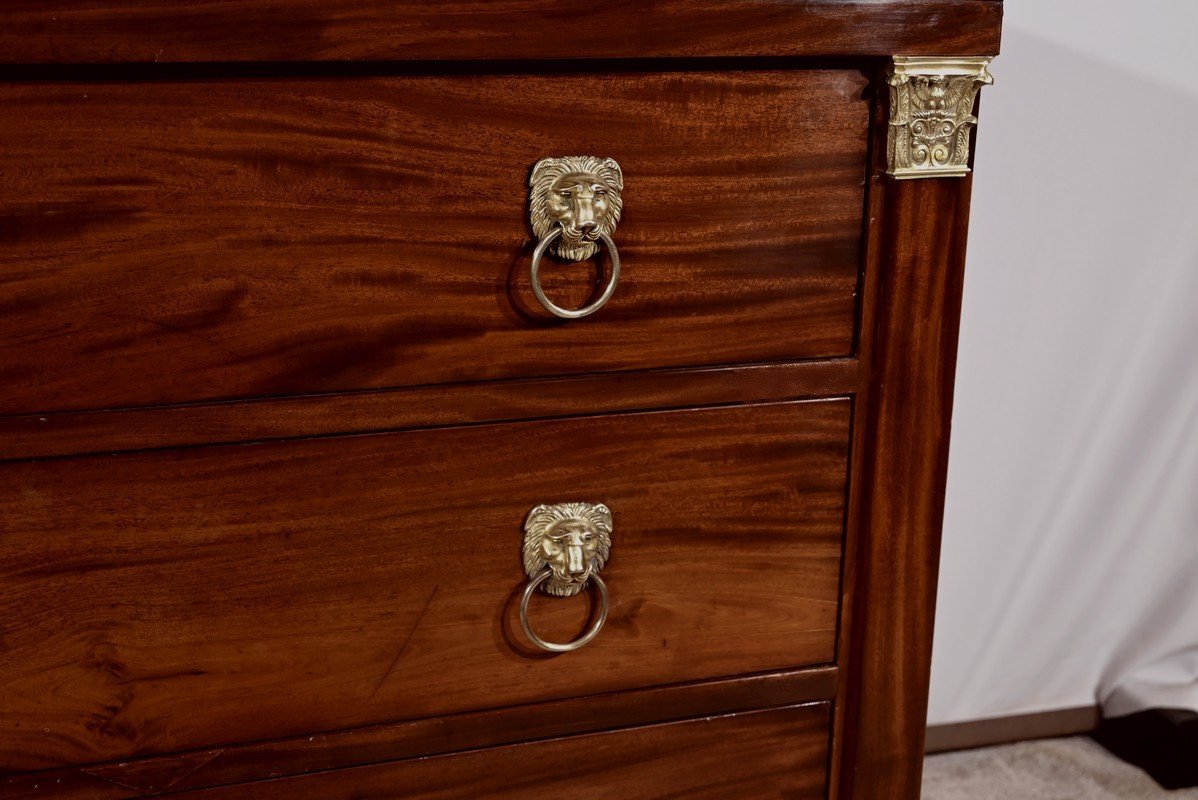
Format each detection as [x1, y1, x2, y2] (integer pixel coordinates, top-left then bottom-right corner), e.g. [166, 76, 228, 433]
[180, 704, 831, 800]
[0, 400, 848, 772]
[0, 70, 867, 415]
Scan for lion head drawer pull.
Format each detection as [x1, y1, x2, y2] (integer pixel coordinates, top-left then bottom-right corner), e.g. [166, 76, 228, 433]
[528, 157, 623, 319]
[518, 501, 613, 653]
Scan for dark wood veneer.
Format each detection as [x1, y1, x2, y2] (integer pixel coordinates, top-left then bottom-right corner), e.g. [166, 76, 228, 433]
[0, 70, 864, 416]
[0, 401, 848, 772]
[176, 705, 832, 800]
[0, 360, 857, 462]
[833, 152, 978, 800]
[0, 2, 1002, 796]
[0, 668, 836, 800]
[0, 1, 1002, 63]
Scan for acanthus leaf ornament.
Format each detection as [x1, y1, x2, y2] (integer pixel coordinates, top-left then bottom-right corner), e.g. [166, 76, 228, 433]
[886, 57, 994, 179]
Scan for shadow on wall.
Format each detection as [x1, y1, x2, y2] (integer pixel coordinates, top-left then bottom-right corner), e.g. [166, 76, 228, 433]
[929, 24, 1198, 725]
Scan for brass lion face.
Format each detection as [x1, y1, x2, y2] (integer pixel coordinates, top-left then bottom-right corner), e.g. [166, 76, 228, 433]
[523, 502, 613, 597]
[529, 157, 624, 261]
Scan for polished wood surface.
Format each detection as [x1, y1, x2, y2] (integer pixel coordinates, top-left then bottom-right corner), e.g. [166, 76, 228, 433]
[176, 704, 831, 800]
[0, 401, 848, 772]
[833, 169, 977, 798]
[1, 668, 836, 800]
[0, 4, 1002, 794]
[827, 92, 888, 800]
[0, 360, 856, 462]
[0, 70, 865, 416]
[0, 2, 1002, 63]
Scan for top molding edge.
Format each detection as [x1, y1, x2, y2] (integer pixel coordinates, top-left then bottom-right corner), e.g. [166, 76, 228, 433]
[0, 1, 1002, 65]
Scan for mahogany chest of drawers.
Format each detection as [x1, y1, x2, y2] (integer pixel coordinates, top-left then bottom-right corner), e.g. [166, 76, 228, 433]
[0, 3, 1002, 797]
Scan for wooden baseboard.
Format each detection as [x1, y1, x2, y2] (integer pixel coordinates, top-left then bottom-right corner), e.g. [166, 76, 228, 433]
[925, 706, 1100, 754]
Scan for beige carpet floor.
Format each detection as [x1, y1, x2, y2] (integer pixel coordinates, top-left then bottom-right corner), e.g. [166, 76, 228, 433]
[923, 737, 1198, 799]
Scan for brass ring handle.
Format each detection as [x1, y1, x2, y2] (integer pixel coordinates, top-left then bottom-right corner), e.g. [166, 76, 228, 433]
[519, 501, 614, 654]
[519, 569, 610, 653]
[527, 156, 625, 320]
[528, 227, 621, 320]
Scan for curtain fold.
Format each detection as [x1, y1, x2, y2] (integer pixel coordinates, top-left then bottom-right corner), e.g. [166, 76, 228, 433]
[928, 9, 1198, 727]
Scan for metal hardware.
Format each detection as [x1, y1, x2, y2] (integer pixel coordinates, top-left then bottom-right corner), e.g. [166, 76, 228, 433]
[530, 229, 620, 320]
[887, 57, 994, 179]
[520, 571, 609, 653]
[518, 501, 613, 653]
[527, 156, 624, 319]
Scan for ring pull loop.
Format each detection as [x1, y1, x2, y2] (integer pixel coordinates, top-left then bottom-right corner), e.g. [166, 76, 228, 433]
[519, 570, 610, 653]
[529, 227, 621, 320]
[517, 501, 614, 654]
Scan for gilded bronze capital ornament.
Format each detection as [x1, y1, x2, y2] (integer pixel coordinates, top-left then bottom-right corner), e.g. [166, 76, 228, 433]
[886, 57, 994, 179]
[527, 156, 624, 319]
[518, 502, 613, 653]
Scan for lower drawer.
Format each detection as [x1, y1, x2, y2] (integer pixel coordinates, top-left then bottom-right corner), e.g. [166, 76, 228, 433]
[0, 400, 849, 771]
[179, 704, 831, 799]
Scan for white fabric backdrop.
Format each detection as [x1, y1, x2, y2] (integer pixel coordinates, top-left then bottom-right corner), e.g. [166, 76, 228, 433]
[927, 1, 1198, 725]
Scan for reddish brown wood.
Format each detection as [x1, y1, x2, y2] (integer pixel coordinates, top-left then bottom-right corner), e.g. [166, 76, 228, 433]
[0, 2, 1002, 63]
[0, 360, 856, 462]
[175, 704, 831, 800]
[0, 5, 1003, 794]
[0, 668, 836, 800]
[828, 92, 890, 800]
[0, 401, 848, 772]
[833, 169, 976, 799]
[0, 71, 865, 416]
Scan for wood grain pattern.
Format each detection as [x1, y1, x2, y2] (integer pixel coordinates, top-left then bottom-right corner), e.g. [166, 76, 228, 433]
[0, 70, 865, 416]
[0, 1, 1003, 63]
[832, 171, 976, 799]
[176, 704, 831, 800]
[0, 401, 849, 772]
[0, 5, 1004, 792]
[0, 360, 856, 462]
[827, 84, 889, 800]
[0, 668, 836, 800]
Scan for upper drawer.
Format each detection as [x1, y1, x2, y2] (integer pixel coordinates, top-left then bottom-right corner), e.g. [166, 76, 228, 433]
[0, 70, 867, 415]
[0, 400, 847, 772]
